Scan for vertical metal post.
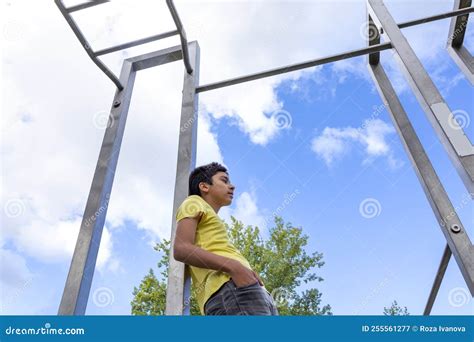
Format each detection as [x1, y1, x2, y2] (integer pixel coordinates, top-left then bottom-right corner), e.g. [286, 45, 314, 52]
[165, 41, 200, 315]
[368, 0, 474, 197]
[447, 0, 473, 85]
[58, 60, 136, 315]
[424, 245, 452, 315]
[367, 61, 474, 296]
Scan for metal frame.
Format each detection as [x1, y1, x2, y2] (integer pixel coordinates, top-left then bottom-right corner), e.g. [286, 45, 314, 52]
[367, 0, 473, 313]
[58, 41, 199, 315]
[56, 0, 473, 315]
[369, 0, 474, 198]
[367, 36, 473, 314]
[54, 0, 192, 90]
[447, 0, 474, 85]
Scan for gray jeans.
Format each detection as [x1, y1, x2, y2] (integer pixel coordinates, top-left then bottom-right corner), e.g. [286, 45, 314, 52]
[204, 279, 279, 316]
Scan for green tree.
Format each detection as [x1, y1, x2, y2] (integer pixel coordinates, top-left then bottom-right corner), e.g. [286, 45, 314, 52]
[130, 269, 166, 315]
[131, 216, 331, 315]
[383, 300, 409, 315]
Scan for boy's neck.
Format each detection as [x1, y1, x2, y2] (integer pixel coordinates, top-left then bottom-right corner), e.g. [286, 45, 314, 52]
[201, 196, 221, 214]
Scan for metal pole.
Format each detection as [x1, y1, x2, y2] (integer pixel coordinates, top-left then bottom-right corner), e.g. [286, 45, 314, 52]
[166, 0, 194, 74]
[398, 6, 473, 29]
[58, 43, 189, 315]
[367, 61, 474, 296]
[424, 245, 452, 315]
[446, 0, 473, 85]
[65, 0, 109, 13]
[368, 0, 474, 197]
[165, 41, 200, 315]
[95, 30, 179, 57]
[58, 60, 136, 314]
[196, 42, 392, 93]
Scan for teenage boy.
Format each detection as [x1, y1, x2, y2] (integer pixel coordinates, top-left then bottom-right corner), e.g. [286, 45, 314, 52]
[173, 162, 279, 316]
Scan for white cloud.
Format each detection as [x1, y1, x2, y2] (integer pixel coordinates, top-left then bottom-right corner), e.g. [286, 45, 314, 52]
[0, 247, 34, 314]
[0, 247, 32, 289]
[311, 119, 403, 168]
[2, 0, 371, 272]
[220, 191, 266, 231]
[0, 0, 460, 314]
[6, 216, 114, 272]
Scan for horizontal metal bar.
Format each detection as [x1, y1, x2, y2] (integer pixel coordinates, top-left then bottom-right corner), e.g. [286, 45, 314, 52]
[398, 6, 473, 29]
[196, 42, 392, 93]
[66, 0, 109, 13]
[166, 0, 193, 74]
[126, 42, 184, 71]
[94, 30, 179, 57]
[424, 244, 452, 315]
[54, 0, 123, 90]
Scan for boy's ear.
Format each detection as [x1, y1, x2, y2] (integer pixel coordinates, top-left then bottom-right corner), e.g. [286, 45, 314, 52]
[198, 182, 209, 194]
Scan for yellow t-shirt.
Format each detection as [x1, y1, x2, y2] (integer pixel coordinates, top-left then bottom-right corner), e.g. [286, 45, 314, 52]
[175, 195, 253, 315]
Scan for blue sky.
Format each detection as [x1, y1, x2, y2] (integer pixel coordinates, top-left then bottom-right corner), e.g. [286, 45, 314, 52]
[1, 0, 473, 316]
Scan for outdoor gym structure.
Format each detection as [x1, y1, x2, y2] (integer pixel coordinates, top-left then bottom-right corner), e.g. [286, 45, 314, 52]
[54, 0, 474, 316]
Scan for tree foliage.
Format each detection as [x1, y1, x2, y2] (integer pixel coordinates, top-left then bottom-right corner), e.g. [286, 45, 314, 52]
[131, 216, 331, 315]
[383, 300, 409, 316]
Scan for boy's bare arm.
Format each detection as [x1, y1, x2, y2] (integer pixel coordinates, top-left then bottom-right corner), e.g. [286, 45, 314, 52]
[173, 217, 262, 287]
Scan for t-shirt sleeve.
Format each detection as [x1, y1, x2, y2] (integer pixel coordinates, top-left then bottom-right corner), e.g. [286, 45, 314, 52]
[176, 196, 207, 222]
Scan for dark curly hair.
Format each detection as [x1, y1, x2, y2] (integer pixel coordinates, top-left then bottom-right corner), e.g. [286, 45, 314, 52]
[188, 162, 228, 197]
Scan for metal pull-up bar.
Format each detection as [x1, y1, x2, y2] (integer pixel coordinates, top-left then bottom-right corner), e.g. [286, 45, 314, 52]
[196, 6, 474, 93]
[54, 0, 192, 90]
[64, 0, 109, 13]
[56, 1, 473, 91]
[55, 0, 123, 89]
[166, 0, 193, 74]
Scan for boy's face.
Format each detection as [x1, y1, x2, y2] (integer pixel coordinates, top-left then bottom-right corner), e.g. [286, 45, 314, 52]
[202, 171, 235, 206]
